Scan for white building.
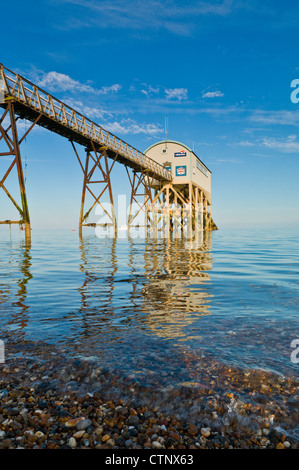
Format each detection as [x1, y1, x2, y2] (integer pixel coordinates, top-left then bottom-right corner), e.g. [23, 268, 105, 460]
[145, 140, 212, 203]
[143, 140, 216, 231]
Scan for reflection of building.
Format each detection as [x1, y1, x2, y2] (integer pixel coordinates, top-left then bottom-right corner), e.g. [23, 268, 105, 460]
[129, 232, 213, 341]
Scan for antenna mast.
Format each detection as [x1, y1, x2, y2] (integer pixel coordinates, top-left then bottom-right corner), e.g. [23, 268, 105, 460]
[165, 115, 168, 149]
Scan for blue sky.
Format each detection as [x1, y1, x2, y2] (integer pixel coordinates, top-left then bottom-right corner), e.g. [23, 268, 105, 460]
[1, 0, 299, 230]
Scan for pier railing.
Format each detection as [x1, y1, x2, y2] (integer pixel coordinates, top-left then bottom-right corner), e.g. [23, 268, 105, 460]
[0, 64, 172, 182]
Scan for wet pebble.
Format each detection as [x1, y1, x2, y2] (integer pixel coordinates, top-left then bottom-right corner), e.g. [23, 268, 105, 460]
[201, 427, 211, 438]
[76, 419, 92, 431]
[0, 348, 297, 450]
[68, 437, 77, 449]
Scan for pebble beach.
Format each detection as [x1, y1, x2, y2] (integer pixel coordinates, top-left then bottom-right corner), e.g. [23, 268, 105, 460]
[0, 341, 298, 450]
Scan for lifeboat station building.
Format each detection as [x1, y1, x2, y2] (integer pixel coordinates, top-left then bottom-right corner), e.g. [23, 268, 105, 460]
[143, 140, 217, 232]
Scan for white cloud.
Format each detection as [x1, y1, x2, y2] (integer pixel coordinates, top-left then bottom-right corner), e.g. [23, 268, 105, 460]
[215, 158, 242, 163]
[64, 98, 113, 119]
[229, 140, 255, 147]
[105, 118, 163, 136]
[165, 88, 188, 101]
[202, 90, 224, 98]
[261, 135, 299, 152]
[36, 71, 121, 96]
[230, 134, 299, 153]
[100, 84, 122, 95]
[57, 0, 236, 36]
[140, 84, 160, 97]
[250, 110, 299, 126]
[38, 71, 92, 93]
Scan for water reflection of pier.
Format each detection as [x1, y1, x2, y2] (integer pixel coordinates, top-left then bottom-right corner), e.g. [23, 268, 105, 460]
[5, 240, 32, 341]
[75, 231, 214, 350]
[79, 234, 117, 310]
[2, 232, 213, 349]
[129, 231, 213, 341]
[77, 234, 118, 340]
[0, 229, 214, 366]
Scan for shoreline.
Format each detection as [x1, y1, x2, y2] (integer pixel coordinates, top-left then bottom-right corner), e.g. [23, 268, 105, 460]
[0, 345, 298, 449]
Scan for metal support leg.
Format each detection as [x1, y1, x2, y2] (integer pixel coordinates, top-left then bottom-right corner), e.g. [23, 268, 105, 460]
[126, 168, 153, 228]
[71, 141, 117, 234]
[0, 102, 40, 242]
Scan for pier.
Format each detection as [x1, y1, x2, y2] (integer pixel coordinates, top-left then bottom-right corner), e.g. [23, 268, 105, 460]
[0, 64, 216, 242]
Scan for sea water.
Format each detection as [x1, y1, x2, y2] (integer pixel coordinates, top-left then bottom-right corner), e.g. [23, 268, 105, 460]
[0, 227, 298, 433]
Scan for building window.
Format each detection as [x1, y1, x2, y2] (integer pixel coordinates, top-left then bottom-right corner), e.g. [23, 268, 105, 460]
[196, 159, 208, 177]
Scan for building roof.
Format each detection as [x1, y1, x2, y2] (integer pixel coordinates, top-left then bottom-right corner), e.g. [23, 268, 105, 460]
[144, 140, 212, 174]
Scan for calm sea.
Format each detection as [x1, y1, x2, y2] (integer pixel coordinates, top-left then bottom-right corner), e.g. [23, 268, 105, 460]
[0, 227, 298, 380]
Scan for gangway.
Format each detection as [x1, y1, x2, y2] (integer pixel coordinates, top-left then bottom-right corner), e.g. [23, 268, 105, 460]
[0, 64, 172, 240]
